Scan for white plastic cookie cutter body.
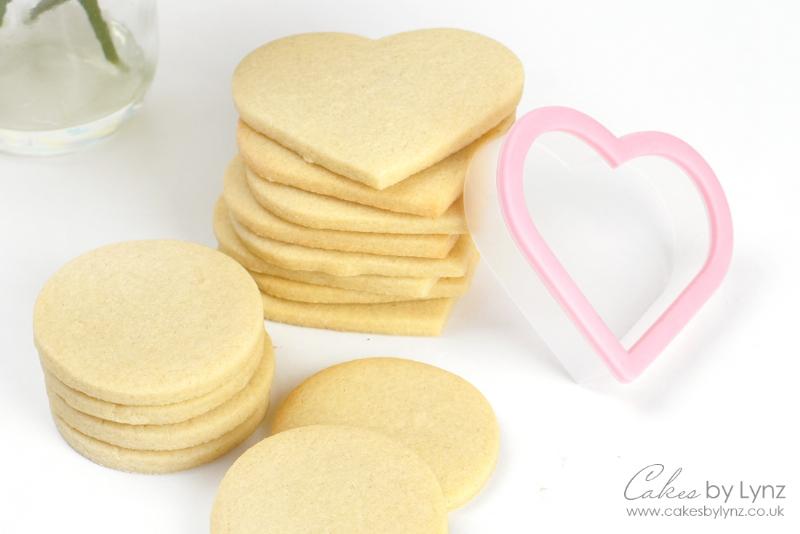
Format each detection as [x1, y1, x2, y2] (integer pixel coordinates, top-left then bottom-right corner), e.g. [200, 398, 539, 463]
[464, 107, 733, 384]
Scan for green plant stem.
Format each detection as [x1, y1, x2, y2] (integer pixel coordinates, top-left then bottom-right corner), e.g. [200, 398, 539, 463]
[3, 0, 123, 68]
[28, 0, 70, 22]
[77, 0, 120, 66]
[0, 0, 10, 27]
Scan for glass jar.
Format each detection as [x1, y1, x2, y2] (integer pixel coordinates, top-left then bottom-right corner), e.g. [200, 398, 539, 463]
[0, 0, 158, 155]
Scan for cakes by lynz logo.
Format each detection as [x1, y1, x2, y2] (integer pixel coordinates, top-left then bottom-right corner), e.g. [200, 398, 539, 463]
[623, 464, 787, 520]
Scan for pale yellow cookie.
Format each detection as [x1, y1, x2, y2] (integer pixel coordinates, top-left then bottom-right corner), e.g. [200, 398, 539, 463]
[252, 254, 477, 304]
[260, 293, 455, 336]
[52, 399, 268, 474]
[34, 240, 264, 405]
[43, 333, 264, 425]
[230, 211, 476, 278]
[223, 156, 458, 258]
[256, 275, 404, 304]
[238, 115, 514, 217]
[273, 357, 499, 509]
[213, 200, 440, 297]
[48, 339, 274, 451]
[211, 425, 447, 534]
[247, 173, 466, 234]
[233, 29, 523, 189]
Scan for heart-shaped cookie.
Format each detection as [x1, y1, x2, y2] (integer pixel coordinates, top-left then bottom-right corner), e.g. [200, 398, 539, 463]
[233, 29, 523, 190]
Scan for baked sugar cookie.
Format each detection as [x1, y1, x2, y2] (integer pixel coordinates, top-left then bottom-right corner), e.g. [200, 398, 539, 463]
[211, 425, 447, 534]
[231, 211, 476, 278]
[247, 173, 466, 235]
[223, 157, 457, 258]
[252, 255, 477, 304]
[233, 29, 523, 189]
[238, 115, 514, 217]
[53, 399, 268, 474]
[34, 240, 264, 405]
[257, 275, 408, 304]
[213, 200, 439, 297]
[48, 339, 274, 451]
[272, 357, 499, 509]
[260, 293, 455, 336]
[43, 334, 263, 425]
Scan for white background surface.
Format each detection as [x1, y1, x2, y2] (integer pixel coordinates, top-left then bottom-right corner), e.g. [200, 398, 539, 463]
[1, 1, 799, 532]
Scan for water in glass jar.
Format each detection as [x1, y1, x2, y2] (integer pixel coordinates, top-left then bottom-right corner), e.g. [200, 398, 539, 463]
[0, 2, 156, 155]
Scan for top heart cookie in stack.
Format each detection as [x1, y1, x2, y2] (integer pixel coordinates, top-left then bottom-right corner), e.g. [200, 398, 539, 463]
[215, 29, 524, 336]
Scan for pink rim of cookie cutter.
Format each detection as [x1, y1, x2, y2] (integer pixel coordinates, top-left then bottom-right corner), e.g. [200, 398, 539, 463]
[496, 106, 733, 383]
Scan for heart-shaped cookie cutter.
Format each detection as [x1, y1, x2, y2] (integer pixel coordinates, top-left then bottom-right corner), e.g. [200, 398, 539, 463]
[465, 106, 733, 383]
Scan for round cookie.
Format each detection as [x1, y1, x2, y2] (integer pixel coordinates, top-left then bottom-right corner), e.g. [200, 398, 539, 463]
[53, 400, 268, 474]
[48, 339, 275, 451]
[211, 425, 447, 534]
[272, 357, 499, 509]
[224, 156, 458, 258]
[34, 240, 264, 406]
[44, 333, 264, 425]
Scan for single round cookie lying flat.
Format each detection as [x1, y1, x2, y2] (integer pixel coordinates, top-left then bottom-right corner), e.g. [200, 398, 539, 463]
[43, 333, 264, 425]
[53, 399, 268, 474]
[211, 425, 447, 534]
[34, 240, 264, 405]
[49, 339, 275, 451]
[272, 357, 499, 509]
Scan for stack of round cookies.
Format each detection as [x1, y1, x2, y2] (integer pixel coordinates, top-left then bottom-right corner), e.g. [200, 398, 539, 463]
[214, 28, 524, 336]
[33, 241, 274, 473]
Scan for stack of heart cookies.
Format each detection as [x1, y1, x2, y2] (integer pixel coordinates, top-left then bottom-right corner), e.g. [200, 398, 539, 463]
[214, 29, 524, 336]
[33, 240, 274, 473]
